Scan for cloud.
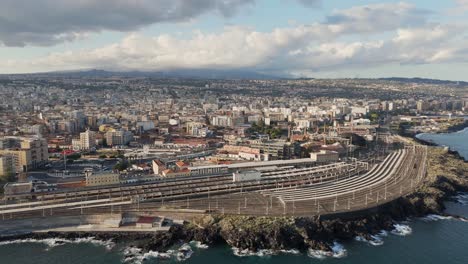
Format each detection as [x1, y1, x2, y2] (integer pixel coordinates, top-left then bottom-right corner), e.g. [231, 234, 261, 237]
[294, 0, 321, 8]
[2, 2, 466, 76]
[0, 1, 425, 47]
[456, 0, 468, 10]
[0, 0, 254, 47]
[325, 2, 430, 34]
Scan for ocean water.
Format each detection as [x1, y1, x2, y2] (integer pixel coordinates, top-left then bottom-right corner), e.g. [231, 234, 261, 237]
[0, 198, 466, 264]
[416, 127, 468, 160]
[0, 197, 468, 264]
[1, 131, 467, 264]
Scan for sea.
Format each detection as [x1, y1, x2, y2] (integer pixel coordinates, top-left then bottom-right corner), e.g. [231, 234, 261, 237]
[1, 130, 467, 264]
[416, 127, 468, 161]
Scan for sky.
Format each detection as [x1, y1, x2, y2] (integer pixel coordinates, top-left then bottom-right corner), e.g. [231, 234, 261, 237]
[1, 0, 468, 80]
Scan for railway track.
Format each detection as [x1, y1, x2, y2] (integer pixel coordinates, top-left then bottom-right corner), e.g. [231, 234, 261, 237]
[0, 161, 368, 219]
[0, 145, 426, 219]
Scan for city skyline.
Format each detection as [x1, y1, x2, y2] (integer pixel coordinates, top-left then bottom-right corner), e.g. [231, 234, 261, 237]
[1, 0, 468, 81]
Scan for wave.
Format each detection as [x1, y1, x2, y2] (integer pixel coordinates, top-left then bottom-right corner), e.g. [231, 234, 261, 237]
[421, 214, 454, 222]
[123, 243, 193, 264]
[355, 233, 384, 246]
[0, 237, 115, 250]
[391, 224, 412, 236]
[279, 249, 301, 255]
[176, 243, 194, 261]
[454, 193, 468, 205]
[307, 242, 347, 259]
[232, 247, 274, 257]
[231, 247, 301, 257]
[189, 241, 209, 249]
[378, 230, 388, 237]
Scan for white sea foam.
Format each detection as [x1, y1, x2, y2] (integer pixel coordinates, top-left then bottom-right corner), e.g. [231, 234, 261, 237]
[355, 234, 384, 246]
[307, 242, 347, 259]
[0, 237, 114, 250]
[189, 240, 209, 249]
[176, 243, 194, 261]
[123, 243, 194, 264]
[391, 224, 412, 236]
[279, 249, 301, 255]
[231, 247, 274, 257]
[231, 247, 300, 257]
[123, 247, 160, 264]
[422, 214, 454, 222]
[378, 230, 388, 237]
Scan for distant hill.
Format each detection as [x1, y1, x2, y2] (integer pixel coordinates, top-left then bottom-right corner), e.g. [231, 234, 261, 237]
[378, 77, 468, 86]
[18, 69, 284, 80]
[3, 70, 468, 85]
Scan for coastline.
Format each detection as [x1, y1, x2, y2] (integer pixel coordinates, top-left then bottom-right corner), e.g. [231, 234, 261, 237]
[1, 147, 467, 258]
[414, 126, 468, 161]
[445, 120, 468, 133]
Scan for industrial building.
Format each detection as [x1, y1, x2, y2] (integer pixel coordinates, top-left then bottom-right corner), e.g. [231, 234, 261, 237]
[84, 169, 120, 186]
[309, 150, 340, 163]
[232, 170, 261, 182]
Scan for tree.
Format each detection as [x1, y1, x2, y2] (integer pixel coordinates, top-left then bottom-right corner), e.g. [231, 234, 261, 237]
[67, 153, 81, 160]
[0, 168, 15, 183]
[113, 161, 129, 171]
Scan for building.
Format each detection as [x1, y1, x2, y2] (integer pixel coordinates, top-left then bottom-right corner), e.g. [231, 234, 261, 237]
[186, 122, 208, 137]
[85, 171, 120, 186]
[188, 165, 228, 176]
[232, 170, 261, 182]
[3, 182, 33, 197]
[175, 161, 190, 170]
[0, 155, 15, 177]
[135, 216, 164, 229]
[72, 138, 81, 150]
[19, 137, 49, 168]
[161, 168, 191, 178]
[250, 139, 298, 159]
[310, 150, 339, 163]
[211, 115, 233, 127]
[79, 129, 96, 150]
[417, 100, 429, 113]
[0, 138, 19, 149]
[0, 149, 31, 172]
[152, 160, 166, 175]
[295, 119, 312, 129]
[106, 129, 133, 146]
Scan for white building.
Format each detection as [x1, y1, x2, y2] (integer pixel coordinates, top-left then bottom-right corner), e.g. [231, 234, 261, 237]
[295, 119, 312, 129]
[80, 129, 96, 150]
[232, 170, 261, 182]
[106, 130, 133, 146]
[211, 115, 233, 127]
[310, 150, 339, 163]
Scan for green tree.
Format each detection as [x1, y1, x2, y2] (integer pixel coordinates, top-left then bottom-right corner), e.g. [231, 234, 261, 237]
[113, 162, 129, 171]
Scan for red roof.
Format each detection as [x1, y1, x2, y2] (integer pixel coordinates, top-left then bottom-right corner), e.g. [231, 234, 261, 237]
[137, 216, 155, 224]
[175, 161, 189, 167]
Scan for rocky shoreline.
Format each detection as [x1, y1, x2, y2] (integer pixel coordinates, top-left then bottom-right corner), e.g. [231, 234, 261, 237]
[1, 148, 467, 258]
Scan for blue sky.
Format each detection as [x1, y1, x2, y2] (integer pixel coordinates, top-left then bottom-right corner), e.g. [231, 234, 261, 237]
[1, 0, 467, 80]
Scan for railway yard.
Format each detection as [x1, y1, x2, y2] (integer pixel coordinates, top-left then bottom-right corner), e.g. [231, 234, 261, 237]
[0, 145, 427, 219]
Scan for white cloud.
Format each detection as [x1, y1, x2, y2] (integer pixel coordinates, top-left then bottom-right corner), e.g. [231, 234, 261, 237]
[293, 0, 321, 8]
[456, 0, 468, 10]
[324, 2, 430, 34]
[2, 2, 467, 76]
